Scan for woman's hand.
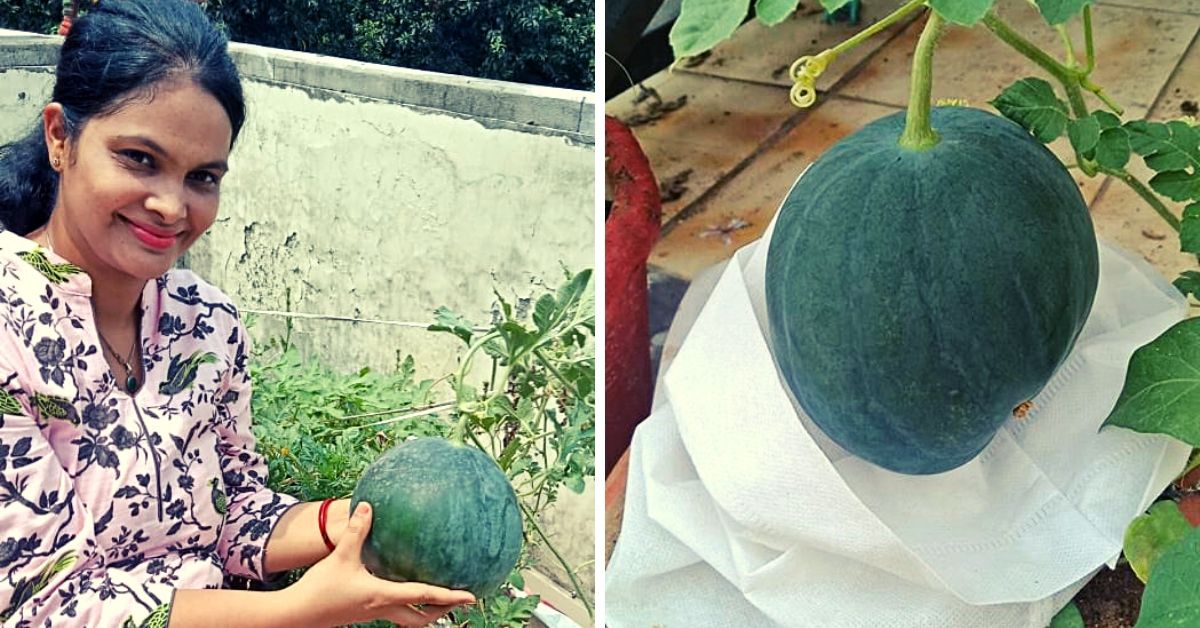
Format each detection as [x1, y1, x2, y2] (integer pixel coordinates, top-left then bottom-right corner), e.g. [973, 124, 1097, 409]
[283, 501, 476, 627]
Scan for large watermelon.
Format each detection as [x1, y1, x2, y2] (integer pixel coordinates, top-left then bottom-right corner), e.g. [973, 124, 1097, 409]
[351, 437, 523, 596]
[765, 106, 1099, 475]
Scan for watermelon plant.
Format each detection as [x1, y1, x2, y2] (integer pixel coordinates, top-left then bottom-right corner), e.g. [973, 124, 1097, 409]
[244, 268, 595, 626]
[667, 0, 1200, 622]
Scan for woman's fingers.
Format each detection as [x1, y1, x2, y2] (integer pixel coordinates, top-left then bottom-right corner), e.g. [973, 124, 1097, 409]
[334, 501, 372, 560]
[387, 582, 475, 607]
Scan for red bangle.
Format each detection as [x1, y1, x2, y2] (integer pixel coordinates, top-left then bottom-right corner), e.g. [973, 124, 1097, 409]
[318, 498, 337, 552]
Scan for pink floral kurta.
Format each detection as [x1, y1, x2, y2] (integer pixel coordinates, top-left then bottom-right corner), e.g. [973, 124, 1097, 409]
[0, 230, 298, 627]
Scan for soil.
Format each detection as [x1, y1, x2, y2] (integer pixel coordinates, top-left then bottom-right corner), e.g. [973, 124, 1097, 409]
[1073, 562, 1144, 628]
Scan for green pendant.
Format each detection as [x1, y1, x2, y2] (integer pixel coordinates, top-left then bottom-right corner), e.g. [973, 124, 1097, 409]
[125, 375, 138, 393]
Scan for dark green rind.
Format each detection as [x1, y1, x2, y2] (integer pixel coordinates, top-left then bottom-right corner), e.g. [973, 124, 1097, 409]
[350, 437, 523, 597]
[765, 107, 1099, 475]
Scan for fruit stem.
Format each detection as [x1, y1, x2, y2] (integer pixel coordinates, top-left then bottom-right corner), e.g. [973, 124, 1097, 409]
[519, 501, 594, 617]
[898, 9, 945, 151]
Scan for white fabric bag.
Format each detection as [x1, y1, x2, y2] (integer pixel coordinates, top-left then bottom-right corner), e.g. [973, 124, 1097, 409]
[606, 177, 1190, 627]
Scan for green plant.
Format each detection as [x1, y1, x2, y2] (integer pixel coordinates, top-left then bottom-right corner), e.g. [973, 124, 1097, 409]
[201, 0, 593, 90]
[670, 0, 1199, 622]
[246, 267, 594, 626]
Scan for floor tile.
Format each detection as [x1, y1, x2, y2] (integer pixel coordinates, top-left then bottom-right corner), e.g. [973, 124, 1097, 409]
[1099, 0, 1200, 15]
[607, 71, 797, 223]
[650, 97, 901, 279]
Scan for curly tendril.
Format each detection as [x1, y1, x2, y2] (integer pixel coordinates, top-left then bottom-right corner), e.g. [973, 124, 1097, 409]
[788, 51, 836, 109]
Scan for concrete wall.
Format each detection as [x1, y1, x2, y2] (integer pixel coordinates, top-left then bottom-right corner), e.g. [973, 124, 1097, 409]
[0, 30, 596, 602]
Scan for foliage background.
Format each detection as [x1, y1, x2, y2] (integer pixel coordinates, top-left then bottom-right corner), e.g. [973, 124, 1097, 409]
[0, 0, 594, 90]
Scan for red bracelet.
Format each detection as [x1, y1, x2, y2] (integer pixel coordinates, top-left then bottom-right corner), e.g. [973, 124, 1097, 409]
[318, 498, 337, 552]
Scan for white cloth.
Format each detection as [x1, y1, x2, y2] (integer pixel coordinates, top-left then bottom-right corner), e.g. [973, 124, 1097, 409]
[606, 206, 1189, 627]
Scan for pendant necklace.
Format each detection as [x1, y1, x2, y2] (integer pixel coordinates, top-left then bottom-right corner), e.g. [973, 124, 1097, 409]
[45, 227, 141, 393]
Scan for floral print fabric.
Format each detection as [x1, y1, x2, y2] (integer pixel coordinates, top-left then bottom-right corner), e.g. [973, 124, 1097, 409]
[0, 230, 298, 627]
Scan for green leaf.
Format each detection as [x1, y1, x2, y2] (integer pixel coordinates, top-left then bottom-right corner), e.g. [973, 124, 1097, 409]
[428, 306, 474, 345]
[1149, 170, 1200, 202]
[1182, 203, 1200, 254]
[1094, 111, 1122, 130]
[1103, 317, 1200, 446]
[818, 0, 855, 11]
[1135, 524, 1200, 627]
[929, 0, 996, 25]
[1126, 120, 1200, 173]
[1067, 115, 1101, 156]
[1124, 501, 1194, 583]
[757, 0, 800, 25]
[1176, 271, 1200, 300]
[1095, 127, 1132, 170]
[533, 294, 557, 333]
[508, 570, 526, 590]
[670, 0, 752, 59]
[990, 78, 1070, 143]
[1048, 601, 1085, 628]
[564, 474, 586, 494]
[1035, 0, 1094, 25]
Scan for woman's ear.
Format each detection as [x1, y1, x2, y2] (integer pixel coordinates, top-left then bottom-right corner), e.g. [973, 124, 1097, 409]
[42, 103, 69, 170]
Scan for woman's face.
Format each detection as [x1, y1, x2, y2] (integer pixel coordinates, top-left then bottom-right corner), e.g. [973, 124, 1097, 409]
[45, 79, 233, 282]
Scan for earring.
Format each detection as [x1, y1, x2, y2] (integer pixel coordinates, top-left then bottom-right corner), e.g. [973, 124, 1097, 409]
[52, 156, 61, 169]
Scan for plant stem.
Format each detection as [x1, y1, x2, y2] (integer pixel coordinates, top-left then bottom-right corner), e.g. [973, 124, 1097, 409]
[898, 10, 945, 151]
[1055, 25, 1077, 69]
[826, 0, 927, 59]
[981, 13, 1089, 116]
[1102, 168, 1182, 232]
[519, 502, 593, 617]
[1083, 6, 1096, 74]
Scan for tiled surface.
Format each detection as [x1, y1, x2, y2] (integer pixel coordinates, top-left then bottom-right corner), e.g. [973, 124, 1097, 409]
[677, 0, 920, 91]
[1100, 0, 1200, 15]
[607, 71, 796, 223]
[649, 97, 902, 279]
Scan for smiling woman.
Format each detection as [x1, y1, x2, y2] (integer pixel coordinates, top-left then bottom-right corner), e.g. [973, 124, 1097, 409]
[0, 1, 475, 627]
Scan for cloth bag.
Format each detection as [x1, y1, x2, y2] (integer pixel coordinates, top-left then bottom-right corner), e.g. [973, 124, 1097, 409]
[605, 177, 1190, 627]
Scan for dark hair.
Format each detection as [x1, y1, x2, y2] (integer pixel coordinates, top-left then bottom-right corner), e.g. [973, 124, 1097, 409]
[0, 0, 245, 235]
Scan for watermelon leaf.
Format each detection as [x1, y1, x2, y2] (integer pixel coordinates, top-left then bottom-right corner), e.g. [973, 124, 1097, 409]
[1095, 127, 1132, 171]
[1034, 0, 1094, 26]
[1048, 602, 1085, 628]
[1182, 203, 1200, 254]
[991, 78, 1070, 143]
[1126, 120, 1200, 173]
[670, 0, 751, 59]
[1124, 500, 1194, 583]
[1176, 270, 1200, 300]
[1067, 115, 1101, 157]
[1149, 170, 1200, 202]
[1135, 525, 1200, 627]
[757, 0, 801, 26]
[928, 0, 995, 25]
[1103, 317, 1200, 447]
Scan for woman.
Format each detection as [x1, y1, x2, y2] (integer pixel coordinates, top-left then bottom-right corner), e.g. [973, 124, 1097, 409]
[0, 1, 474, 626]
